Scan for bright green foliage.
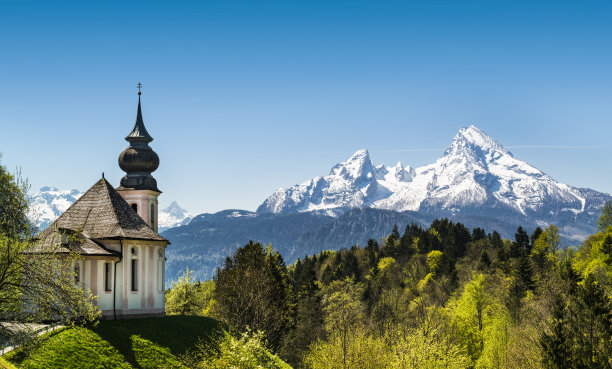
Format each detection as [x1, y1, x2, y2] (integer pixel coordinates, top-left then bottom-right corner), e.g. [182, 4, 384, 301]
[0, 356, 18, 369]
[319, 279, 365, 368]
[304, 327, 389, 369]
[448, 274, 490, 362]
[202, 329, 291, 369]
[165, 269, 214, 316]
[531, 225, 560, 270]
[426, 250, 444, 275]
[131, 335, 186, 369]
[597, 200, 612, 232]
[6, 316, 224, 368]
[390, 326, 469, 369]
[377, 256, 396, 272]
[476, 307, 511, 369]
[4, 327, 132, 369]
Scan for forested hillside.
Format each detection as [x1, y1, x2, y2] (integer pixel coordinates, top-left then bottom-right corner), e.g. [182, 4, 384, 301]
[166, 202, 612, 368]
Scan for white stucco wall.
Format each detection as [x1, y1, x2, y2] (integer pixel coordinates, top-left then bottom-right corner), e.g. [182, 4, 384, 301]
[80, 240, 166, 319]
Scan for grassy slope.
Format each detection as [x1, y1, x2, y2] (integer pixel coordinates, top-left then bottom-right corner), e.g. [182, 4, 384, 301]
[3, 316, 222, 369]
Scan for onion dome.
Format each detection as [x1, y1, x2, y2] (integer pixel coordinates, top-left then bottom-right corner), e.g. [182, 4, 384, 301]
[117, 86, 161, 192]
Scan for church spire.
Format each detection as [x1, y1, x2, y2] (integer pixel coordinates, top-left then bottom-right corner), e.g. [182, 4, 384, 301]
[117, 83, 160, 193]
[126, 83, 153, 144]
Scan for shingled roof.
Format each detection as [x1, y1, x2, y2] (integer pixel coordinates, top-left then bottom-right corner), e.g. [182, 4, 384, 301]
[32, 178, 168, 254]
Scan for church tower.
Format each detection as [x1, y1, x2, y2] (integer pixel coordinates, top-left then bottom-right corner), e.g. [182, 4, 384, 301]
[117, 84, 161, 231]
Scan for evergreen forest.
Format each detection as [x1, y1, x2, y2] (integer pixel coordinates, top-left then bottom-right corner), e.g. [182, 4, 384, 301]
[166, 204, 612, 369]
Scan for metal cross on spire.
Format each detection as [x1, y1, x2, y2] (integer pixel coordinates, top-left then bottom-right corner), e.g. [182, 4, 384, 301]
[137, 82, 142, 95]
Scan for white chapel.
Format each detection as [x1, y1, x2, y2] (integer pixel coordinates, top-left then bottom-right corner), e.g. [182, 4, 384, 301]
[32, 88, 169, 319]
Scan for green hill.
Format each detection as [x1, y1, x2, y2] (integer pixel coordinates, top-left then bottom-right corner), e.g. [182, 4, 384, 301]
[3, 316, 222, 369]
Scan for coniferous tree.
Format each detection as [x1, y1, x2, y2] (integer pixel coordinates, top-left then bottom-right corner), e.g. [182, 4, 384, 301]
[513, 226, 530, 258]
[597, 200, 612, 232]
[478, 249, 491, 270]
[602, 233, 612, 257]
[472, 228, 486, 241]
[570, 274, 612, 368]
[214, 241, 292, 350]
[541, 295, 572, 369]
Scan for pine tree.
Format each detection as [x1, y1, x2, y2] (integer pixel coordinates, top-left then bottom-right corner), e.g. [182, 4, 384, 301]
[571, 274, 612, 368]
[602, 233, 612, 257]
[597, 200, 612, 232]
[512, 226, 530, 258]
[214, 241, 293, 350]
[478, 249, 491, 270]
[541, 296, 572, 369]
[472, 227, 486, 241]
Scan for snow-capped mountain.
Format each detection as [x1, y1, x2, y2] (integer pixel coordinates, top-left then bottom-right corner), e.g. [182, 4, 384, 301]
[28, 187, 83, 230]
[258, 125, 610, 239]
[158, 201, 193, 232]
[28, 187, 192, 232]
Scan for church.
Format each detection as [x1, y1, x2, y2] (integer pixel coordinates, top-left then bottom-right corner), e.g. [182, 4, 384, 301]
[31, 87, 169, 319]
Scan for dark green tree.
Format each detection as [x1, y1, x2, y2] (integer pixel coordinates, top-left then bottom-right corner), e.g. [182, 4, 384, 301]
[541, 296, 572, 369]
[512, 226, 530, 258]
[0, 163, 32, 239]
[214, 241, 293, 350]
[472, 227, 486, 241]
[602, 233, 612, 258]
[477, 249, 491, 270]
[571, 274, 612, 368]
[597, 200, 612, 232]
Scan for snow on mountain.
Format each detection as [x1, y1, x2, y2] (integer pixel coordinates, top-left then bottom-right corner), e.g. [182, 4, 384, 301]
[257, 149, 381, 216]
[28, 187, 192, 232]
[28, 187, 83, 230]
[257, 125, 608, 224]
[158, 201, 193, 232]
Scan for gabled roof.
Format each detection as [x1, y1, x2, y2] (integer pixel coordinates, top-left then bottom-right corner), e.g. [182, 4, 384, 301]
[35, 178, 168, 247]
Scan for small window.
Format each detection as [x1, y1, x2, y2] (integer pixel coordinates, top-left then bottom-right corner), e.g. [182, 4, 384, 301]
[131, 203, 138, 213]
[150, 204, 155, 228]
[104, 263, 112, 291]
[131, 259, 138, 291]
[74, 265, 80, 284]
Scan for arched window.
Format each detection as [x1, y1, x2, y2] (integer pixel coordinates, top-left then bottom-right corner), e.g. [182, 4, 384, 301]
[131, 248, 138, 292]
[131, 203, 138, 213]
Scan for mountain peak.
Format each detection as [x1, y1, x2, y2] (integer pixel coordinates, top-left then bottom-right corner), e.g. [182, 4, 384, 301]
[447, 125, 510, 157]
[329, 149, 374, 180]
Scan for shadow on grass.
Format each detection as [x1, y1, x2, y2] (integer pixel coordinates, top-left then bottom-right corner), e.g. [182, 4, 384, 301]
[90, 315, 224, 368]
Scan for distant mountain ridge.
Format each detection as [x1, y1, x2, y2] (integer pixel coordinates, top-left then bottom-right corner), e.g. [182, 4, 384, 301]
[28, 188, 192, 232]
[258, 125, 608, 241]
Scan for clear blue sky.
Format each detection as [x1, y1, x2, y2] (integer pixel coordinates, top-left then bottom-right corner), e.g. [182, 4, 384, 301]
[1, 0, 611, 213]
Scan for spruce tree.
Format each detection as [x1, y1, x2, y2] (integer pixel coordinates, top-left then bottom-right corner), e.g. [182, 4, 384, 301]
[541, 296, 572, 369]
[597, 200, 612, 232]
[513, 226, 530, 258]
